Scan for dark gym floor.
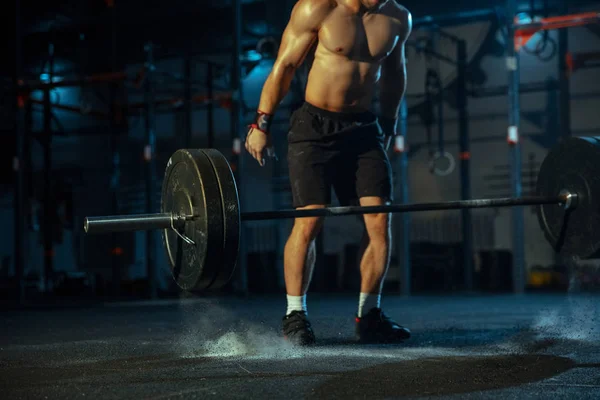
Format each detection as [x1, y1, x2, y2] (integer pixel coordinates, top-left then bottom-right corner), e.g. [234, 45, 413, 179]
[1, 293, 599, 399]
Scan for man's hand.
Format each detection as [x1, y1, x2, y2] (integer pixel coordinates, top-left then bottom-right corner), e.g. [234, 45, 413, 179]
[245, 110, 277, 166]
[245, 126, 274, 167]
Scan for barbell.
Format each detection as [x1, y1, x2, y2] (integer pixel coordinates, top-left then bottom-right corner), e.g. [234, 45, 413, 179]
[84, 136, 600, 292]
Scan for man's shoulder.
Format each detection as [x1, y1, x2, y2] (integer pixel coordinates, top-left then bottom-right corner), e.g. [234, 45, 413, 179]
[290, 0, 335, 30]
[295, 0, 335, 14]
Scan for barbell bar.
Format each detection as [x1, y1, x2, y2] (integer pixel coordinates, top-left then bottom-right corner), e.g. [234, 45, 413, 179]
[83, 136, 600, 292]
[85, 192, 572, 233]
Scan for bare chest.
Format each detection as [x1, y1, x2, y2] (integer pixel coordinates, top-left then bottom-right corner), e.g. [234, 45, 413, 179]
[318, 10, 398, 62]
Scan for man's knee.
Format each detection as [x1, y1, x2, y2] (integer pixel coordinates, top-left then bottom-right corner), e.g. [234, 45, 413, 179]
[292, 216, 324, 242]
[364, 213, 391, 241]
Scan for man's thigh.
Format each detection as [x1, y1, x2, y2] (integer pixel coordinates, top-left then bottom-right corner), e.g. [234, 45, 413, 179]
[356, 144, 393, 202]
[288, 142, 332, 208]
[333, 141, 393, 206]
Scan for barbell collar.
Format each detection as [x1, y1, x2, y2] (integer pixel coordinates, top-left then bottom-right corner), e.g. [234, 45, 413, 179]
[558, 189, 578, 211]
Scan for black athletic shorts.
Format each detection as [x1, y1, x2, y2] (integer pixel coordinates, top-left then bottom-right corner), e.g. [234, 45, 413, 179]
[287, 102, 393, 208]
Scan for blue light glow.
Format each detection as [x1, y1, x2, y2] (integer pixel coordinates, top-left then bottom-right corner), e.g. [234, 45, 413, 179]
[244, 50, 262, 62]
[39, 73, 63, 84]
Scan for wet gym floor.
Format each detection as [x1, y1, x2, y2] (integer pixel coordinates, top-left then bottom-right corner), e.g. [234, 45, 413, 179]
[1, 293, 599, 399]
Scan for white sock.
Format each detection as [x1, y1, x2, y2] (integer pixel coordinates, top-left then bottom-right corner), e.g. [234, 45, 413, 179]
[286, 294, 307, 316]
[358, 292, 381, 317]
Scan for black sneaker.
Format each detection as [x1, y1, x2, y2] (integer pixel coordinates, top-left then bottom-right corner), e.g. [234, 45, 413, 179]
[282, 311, 316, 346]
[355, 308, 411, 343]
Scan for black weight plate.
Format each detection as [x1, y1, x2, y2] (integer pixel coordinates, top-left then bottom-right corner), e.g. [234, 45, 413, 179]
[537, 136, 600, 259]
[161, 149, 224, 291]
[201, 149, 240, 289]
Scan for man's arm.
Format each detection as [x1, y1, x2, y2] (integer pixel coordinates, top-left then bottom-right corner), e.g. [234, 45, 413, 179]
[257, 0, 332, 115]
[379, 7, 412, 127]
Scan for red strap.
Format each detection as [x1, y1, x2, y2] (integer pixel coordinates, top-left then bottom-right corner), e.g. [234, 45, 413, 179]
[248, 123, 268, 135]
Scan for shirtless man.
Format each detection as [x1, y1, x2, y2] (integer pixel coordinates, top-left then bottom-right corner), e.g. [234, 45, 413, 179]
[245, 0, 412, 345]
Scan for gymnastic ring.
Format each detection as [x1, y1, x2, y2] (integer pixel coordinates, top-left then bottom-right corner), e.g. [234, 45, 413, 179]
[257, 37, 279, 58]
[429, 151, 456, 177]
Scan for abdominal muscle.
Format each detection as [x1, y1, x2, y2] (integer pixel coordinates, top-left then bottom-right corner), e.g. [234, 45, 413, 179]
[304, 47, 381, 113]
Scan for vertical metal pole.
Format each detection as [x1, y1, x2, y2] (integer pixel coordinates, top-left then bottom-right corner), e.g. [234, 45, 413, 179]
[435, 31, 445, 157]
[207, 62, 215, 148]
[43, 88, 53, 293]
[507, 0, 526, 294]
[232, 0, 248, 294]
[48, 43, 55, 83]
[396, 99, 411, 296]
[144, 42, 158, 299]
[556, 0, 571, 280]
[457, 39, 474, 291]
[436, 88, 444, 155]
[14, 0, 26, 303]
[109, 0, 120, 295]
[184, 52, 193, 148]
[558, 2, 571, 138]
[25, 100, 33, 226]
[109, 92, 120, 293]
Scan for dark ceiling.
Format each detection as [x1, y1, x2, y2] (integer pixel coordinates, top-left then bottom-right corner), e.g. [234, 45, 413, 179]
[9, 0, 600, 77]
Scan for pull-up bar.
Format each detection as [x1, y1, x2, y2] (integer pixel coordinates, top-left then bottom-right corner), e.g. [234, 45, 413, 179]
[514, 12, 599, 51]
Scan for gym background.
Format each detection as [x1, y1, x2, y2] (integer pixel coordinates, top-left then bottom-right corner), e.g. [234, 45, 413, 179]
[3, 0, 600, 301]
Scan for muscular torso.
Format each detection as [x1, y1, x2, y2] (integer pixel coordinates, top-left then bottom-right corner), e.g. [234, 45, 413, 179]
[305, 3, 400, 112]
